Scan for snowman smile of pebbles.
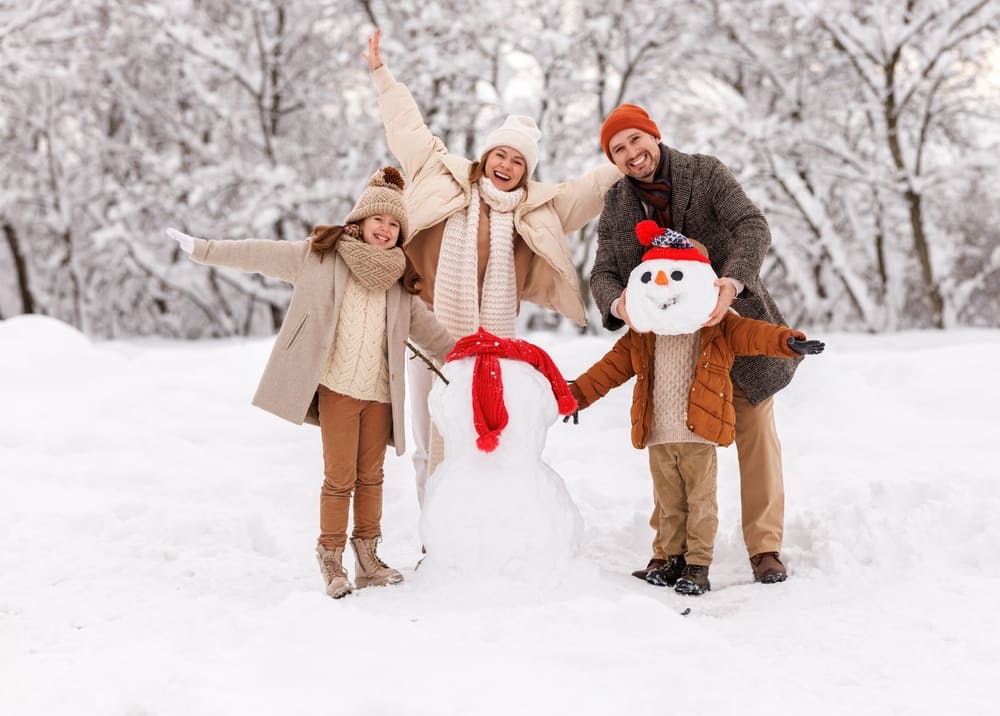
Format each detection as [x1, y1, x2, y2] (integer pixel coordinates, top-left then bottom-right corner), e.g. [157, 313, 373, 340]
[420, 328, 583, 579]
[627, 220, 719, 334]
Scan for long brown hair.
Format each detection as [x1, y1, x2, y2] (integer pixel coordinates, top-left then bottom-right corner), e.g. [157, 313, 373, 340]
[468, 149, 529, 191]
[309, 224, 350, 256]
[400, 252, 423, 295]
[309, 223, 423, 296]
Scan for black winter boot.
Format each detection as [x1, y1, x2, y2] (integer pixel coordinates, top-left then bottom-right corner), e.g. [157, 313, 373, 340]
[645, 555, 686, 587]
[674, 564, 711, 596]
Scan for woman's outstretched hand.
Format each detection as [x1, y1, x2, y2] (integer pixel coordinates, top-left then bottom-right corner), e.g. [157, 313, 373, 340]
[166, 227, 196, 255]
[364, 29, 383, 71]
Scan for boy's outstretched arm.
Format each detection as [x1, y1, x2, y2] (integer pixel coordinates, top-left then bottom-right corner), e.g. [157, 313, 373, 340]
[567, 332, 639, 412]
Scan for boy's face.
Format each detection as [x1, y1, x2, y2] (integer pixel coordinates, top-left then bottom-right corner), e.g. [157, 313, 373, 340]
[361, 214, 401, 249]
[607, 128, 661, 182]
[483, 147, 527, 191]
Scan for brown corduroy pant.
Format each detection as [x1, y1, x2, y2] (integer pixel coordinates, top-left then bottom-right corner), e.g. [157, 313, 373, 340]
[648, 442, 718, 566]
[649, 384, 784, 560]
[316, 386, 392, 550]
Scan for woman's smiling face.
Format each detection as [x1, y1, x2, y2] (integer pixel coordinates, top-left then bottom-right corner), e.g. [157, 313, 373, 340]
[483, 146, 527, 191]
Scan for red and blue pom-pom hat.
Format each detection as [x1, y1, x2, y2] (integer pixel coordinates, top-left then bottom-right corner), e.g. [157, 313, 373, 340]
[635, 219, 711, 264]
[444, 328, 578, 453]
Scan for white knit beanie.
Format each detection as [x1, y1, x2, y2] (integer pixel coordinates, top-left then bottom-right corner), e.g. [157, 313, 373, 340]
[480, 115, 541, 177]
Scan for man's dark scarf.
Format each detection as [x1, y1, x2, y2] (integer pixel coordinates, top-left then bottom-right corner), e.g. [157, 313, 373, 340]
[627, 151, 672, 228]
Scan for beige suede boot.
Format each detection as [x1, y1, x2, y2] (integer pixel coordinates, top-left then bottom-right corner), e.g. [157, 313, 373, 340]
[316, 545, 353, 599]
[350, 536, 404, 588]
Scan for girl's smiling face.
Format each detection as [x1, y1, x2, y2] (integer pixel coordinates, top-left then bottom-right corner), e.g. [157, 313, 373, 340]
[360, 214, 401, 249]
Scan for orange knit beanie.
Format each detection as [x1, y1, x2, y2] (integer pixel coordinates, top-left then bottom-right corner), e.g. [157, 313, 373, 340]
[599, 104, 660, 160]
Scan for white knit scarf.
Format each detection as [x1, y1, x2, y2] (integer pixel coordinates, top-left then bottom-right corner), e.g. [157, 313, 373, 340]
[434, 176, 524, 339]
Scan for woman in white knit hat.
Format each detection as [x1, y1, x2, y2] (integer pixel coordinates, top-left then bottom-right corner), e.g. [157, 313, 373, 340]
[166, 167, 454, 599]
[364, 30, 620, 506]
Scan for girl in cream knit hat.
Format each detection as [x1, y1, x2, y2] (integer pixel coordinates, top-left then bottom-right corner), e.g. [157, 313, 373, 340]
[166, 167, 453, 599]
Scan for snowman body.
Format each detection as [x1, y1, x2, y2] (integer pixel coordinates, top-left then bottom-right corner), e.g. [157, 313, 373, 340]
[626, 256, 720, 335]
[420, 357, 583, 575]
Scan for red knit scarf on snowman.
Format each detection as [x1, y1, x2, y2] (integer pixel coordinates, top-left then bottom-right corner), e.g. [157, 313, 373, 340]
[445, 328, 578, 453]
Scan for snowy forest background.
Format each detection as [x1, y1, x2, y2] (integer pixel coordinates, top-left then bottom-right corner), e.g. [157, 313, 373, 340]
[2, 0, 999, 339]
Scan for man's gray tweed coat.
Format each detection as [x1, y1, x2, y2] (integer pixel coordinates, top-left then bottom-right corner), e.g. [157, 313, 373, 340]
[590, 144, 800, 404]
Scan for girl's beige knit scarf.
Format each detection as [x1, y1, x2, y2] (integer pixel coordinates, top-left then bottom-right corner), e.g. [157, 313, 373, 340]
[335, 233, 405, 293]
[434, 176, 523, 339]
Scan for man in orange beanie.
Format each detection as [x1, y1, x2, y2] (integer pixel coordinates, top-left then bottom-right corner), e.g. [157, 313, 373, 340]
[590, 103, 798, 587]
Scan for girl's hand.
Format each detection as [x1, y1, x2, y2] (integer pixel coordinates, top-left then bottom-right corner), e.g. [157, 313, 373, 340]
[364, 29, 383, 71]
[166, 227, 197, 255]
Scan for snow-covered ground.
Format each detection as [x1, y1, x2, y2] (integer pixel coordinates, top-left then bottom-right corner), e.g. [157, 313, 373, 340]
[1, 315, 998, 716]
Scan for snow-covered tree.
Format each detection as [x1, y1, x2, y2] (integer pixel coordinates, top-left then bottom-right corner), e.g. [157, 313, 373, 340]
[694, 0, 1000, 330]
[1, 0, 997, 336]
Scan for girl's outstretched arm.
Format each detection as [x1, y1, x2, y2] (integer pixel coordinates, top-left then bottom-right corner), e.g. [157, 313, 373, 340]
[166, 227, 308, 284]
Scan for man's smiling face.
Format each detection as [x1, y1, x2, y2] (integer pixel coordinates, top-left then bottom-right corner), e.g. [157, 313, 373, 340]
[607, 128, 661, 182]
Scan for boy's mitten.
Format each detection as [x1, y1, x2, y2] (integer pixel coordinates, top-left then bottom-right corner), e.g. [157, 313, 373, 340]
[787, 336, 825, 355]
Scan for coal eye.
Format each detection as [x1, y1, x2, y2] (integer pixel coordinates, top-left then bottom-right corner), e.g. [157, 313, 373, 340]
[641, 271, 652, 283]
[670, 270, 684, 281]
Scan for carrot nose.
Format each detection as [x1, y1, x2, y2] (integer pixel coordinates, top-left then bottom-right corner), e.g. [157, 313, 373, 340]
[655, 270, 669, 286]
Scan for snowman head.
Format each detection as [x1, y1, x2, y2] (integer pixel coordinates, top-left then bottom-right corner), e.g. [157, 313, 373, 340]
[626, 220, 719, 335]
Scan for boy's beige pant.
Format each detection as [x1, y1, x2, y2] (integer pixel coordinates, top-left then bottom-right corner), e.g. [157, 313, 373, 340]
[648, 384, 785, 560]
[648, 442, 719, 566]
[316, 386, 392, 550]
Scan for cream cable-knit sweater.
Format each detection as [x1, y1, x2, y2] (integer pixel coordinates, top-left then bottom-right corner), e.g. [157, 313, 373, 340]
[322, 275, 391, 403]
[648, 333, 713, 446]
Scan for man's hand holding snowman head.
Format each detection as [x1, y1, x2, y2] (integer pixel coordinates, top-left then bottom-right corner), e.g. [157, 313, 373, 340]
[611, 288, 638, 331]
[703, 278, 740, 327]
[625, 220, 720, 335]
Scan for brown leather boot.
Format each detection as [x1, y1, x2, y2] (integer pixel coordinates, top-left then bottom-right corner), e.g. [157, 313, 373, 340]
[750, 552, 788, 583]
[631, 558, 668, 581]
[350, 536, 404, 588]
[316, 545, 353, 599]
